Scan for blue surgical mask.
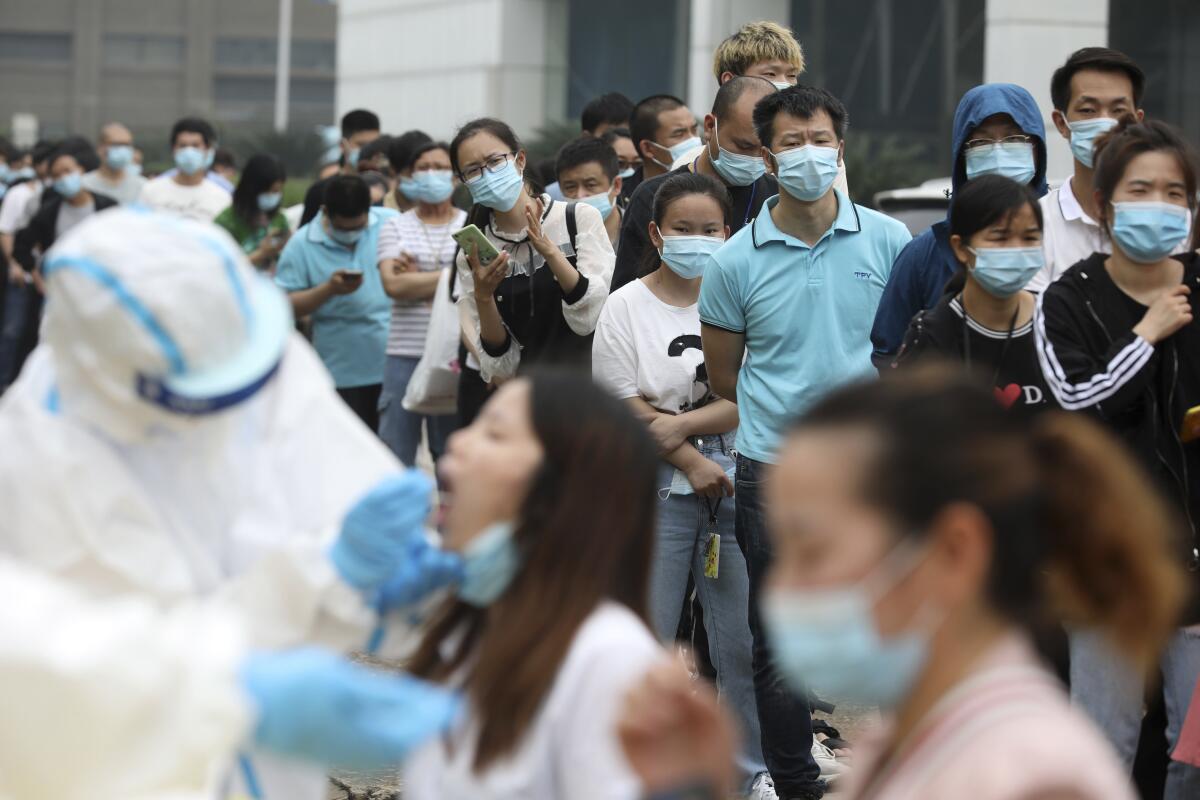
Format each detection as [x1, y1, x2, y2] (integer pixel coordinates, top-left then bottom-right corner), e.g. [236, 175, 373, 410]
[772, 144, 841, 201]
[328, 225, 365, 246]
[458, 521, 521, 606]
[467, 158, 525, 212]
[762, 542, 937, 709]
[410, 170, 455, 204]
[580, 189, 615, 221]
[618, 167, 636, 180]
[1067, 118, 1118, 169]
[650, 136, 702, 169]
[967, 246, 1044, 297]
[1111, 201, 1192, 263]
[0, 163, 11, 183]
[964, 142, 1036, 184]
[257, 192, 282, 212]
[204, 148, 216, 170]
[660, 234, 724, 279]
[53, 171, 83, 199]
[771, 81, 792, 91]
[710, 120, 766, 187]
[398, 177, 420, 201]
[105, 145, 134, 171]
[13, 166, 36, 182]
[129, 162, 143, 177]
[174, 146, 207, 176]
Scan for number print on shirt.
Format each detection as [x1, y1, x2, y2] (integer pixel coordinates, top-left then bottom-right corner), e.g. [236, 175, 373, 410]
[667, 334, 712, 413]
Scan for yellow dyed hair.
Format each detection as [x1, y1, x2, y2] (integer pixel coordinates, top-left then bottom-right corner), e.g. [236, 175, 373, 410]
[712, 20, 805, 81]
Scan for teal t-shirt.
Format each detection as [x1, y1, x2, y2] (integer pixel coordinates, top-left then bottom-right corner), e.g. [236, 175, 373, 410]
[275, 206, 398, 388]
[699, 191, 912, 462]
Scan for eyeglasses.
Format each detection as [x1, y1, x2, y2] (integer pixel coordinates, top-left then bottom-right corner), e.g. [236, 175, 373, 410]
[964, 134, 1032, 151]
[461, 153, 515, 184]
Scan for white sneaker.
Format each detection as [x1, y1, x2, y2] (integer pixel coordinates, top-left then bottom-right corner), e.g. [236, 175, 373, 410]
[748, 772, 779, 800]
[811, 739, 849, 784]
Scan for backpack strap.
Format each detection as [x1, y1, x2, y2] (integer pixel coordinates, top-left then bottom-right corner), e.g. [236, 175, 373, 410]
[564, 201, 579, 268]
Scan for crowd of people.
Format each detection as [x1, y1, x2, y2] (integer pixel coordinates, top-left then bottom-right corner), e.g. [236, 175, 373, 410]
[0, 17, 1198, 800]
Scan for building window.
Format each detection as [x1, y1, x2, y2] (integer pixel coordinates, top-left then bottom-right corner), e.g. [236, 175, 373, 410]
[215, 37, 336, 71]
[215, 76, 275, 104]
[0, 31, 71, 62]
[103, 34, 184, 68]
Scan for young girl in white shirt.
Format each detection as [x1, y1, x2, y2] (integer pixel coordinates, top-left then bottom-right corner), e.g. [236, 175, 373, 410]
[402, 370, 663, 800]
[592, 173, 769, 796]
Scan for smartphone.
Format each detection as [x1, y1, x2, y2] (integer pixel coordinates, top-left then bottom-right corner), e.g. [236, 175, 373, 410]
[452, 224, 501, 264]
[341, 269, 364, 279]
[1183, 404, 1200, 444]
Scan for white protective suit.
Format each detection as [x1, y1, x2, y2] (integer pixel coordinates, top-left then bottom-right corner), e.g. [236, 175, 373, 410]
[0, 557, 251, 800]
[0, 209, 403, 800]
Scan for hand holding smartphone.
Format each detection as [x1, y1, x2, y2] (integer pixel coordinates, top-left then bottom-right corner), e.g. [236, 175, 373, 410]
[452, 224, 501, 264]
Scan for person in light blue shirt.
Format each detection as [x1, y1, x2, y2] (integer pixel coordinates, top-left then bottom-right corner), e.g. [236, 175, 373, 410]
[698, 84, 910, 800]
[276, 174, 398, 429]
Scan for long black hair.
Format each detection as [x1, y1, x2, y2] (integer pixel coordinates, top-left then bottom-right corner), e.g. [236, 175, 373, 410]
[639, 172, 732, 277]
[232, 154, 286, 224]
[943, 174, 1043, 295]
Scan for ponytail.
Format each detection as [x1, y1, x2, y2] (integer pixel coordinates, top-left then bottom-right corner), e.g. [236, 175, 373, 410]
[1030, 413, 1186, 670]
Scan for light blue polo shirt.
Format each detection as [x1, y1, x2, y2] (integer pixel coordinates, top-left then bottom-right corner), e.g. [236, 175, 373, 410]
[699, 191, 911, 462]
[275, 206, 398, 388]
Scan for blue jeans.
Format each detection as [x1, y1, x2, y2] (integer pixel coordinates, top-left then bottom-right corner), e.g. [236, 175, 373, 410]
[378, 355, 456, 466]
[1070, 627, 1200, 799]
[736, 454, 823, 797]
[650, 439, 766, 789]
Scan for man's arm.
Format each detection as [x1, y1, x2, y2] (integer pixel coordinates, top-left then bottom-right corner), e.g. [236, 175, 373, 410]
[287, 283, 336, 318]
[700, 324, 744, 403]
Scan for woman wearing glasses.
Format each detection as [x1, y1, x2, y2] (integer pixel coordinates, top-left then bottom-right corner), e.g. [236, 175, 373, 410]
[450, 118, 615, 420]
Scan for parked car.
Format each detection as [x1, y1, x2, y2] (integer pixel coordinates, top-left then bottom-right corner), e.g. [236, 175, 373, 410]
[874, 177, 951, 235]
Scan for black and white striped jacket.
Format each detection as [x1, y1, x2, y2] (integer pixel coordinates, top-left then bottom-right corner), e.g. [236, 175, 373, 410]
[1035, 251, 1200, 576]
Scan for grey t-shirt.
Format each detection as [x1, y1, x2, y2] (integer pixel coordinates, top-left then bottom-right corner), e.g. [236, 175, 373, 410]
[81, 169, 146, 205]
[56, 198, 96, 239]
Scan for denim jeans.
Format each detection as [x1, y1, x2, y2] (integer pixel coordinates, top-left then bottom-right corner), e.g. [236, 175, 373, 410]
[650, 438, 766, 790]
[736, 454, 822, 797]
[1070, 627, 1200, 799]
[378, 354, 456, 466]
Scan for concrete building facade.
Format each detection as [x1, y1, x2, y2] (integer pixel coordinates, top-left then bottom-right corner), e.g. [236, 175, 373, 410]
[0, 0, 336, 141]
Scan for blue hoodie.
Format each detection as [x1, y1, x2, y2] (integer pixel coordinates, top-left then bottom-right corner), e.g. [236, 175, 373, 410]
[870, 83, 1048, 362]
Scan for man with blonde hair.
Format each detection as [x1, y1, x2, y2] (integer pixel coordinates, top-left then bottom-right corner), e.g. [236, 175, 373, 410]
[713, 20, 805, 88]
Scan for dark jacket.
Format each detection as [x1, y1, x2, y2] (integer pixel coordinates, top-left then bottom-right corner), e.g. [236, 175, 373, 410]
[1036, 252, 1200, 591]
[871, 84, 1049, 362]
[13, 191, 118, 271]
[611, 164, 777, 292]
[895, 292, 1055, 415]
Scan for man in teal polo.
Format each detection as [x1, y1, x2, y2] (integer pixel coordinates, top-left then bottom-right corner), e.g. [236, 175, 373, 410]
[699, 85, 910, 799]
[275, 174, 398, 430]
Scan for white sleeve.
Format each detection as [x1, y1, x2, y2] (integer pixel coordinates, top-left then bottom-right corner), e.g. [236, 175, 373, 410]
[562, 201, 614, 336]
[0, 185, 32, 235]
[455, 251, 521, 382]
[549, 612, 664, 800]
[377, 216, 402, 262]
[0, 558, 250, 799]
[591, 292, 640, 400]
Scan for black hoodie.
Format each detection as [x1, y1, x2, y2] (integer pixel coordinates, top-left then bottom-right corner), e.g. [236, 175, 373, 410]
[1035, 252, 1200, 590]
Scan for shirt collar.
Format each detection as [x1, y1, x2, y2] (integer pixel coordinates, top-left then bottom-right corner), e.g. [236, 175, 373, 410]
[1057, 175, 1099, 226]
[752, 189, 860, 249]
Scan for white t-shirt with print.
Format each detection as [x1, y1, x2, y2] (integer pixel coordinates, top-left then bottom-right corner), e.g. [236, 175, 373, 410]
[592, 277, 714, 414]
[137, 175, 230, 222]
[403, 602, 661, 800]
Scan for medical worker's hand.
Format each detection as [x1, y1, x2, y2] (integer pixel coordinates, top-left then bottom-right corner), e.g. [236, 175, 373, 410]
[331, 470, 434, 592]
[241, 648, 460, 769]
[377, 542, 464, 611]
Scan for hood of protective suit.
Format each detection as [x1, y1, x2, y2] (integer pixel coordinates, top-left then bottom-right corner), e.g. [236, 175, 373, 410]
[949, 83, 1049, 205]
[40, 207, 292, 443]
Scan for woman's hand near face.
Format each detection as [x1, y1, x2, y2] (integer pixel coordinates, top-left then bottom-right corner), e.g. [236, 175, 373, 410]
[618, 659, 737, 796]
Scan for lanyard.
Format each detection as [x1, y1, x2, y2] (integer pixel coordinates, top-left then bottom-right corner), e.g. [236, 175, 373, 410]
[703, 496, 724, 526]
[960, 295, 1019, 389]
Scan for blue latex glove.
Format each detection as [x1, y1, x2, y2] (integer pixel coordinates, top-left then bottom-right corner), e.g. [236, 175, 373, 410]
[377, 542, 465, 611]
[331, 470, 434, 592]
[241, 648, 460, 769]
